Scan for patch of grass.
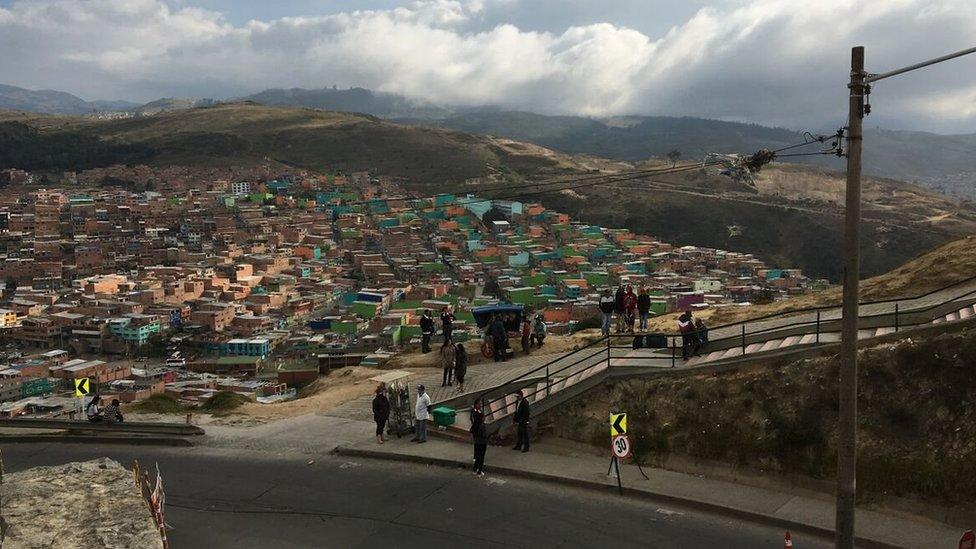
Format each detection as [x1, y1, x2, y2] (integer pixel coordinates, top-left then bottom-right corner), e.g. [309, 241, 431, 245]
[127, 394, 188, 414]
[200, 391, 250, 413]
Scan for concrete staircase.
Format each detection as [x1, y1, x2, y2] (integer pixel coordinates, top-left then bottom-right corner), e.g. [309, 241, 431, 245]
[429, 288, 976, 436]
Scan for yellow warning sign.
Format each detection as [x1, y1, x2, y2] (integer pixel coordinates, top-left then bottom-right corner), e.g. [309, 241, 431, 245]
[74, 377, 91, 397]
[610, 412, 627, 436]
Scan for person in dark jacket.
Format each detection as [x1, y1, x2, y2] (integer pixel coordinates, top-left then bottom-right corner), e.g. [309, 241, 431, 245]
[470, 399, 488, 476]
[454, 343, 467, 394]
[694, 318, 708, 354]
[637, 287, 651, 331]
[623, 285, 637, 333]
[420, 310, 435, 353]
[531, 314, 546, 348]
[489, 314, 508, 362]
[613, 285, 626, 333]
[440, 306, 456, 344]
[512, 390, 531, 452]
[372, 384, 390, 444]
[598, 289, 615, 336]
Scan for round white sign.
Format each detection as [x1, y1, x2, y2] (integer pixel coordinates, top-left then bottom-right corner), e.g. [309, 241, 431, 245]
[611, 434, 632, 459]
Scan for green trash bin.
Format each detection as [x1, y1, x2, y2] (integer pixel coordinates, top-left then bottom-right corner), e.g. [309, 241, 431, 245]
[431, 406, 456, 427]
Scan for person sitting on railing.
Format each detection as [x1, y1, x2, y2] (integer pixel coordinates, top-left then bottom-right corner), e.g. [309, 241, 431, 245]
[103, 398, 124, 424]
[85, 394, 103, 422]
[694, 319, 709, 354]
[677, 310, 696, 360]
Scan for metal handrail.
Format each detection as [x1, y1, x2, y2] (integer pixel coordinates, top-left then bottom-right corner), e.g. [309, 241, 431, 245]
[478, 275, 976, 417]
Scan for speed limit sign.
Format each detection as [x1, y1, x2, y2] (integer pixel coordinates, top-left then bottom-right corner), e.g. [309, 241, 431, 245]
[611, 434, 632, 459]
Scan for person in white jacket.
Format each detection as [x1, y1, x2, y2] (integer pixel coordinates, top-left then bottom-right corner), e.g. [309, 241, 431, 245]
[412, 385, 432, 443]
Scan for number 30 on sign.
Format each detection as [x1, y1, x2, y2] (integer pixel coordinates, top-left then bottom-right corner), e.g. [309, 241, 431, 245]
[612, 434, 632, 459]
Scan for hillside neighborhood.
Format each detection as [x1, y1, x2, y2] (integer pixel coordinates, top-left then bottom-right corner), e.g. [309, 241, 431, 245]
[0, 165, 824, 415]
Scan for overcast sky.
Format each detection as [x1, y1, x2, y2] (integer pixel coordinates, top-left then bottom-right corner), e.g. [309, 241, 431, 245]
[1, 0, 975, 132]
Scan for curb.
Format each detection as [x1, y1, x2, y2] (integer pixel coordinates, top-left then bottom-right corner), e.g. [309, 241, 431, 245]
[335, 445, 903, 549]
[0, 434, 193, 447]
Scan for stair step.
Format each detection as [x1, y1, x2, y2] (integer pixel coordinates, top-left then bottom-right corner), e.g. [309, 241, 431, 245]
[932, 316, 945, 324]
[744, 343, 763, 354]
[946, 312, 961, 322]
[759, 340, 780, 352]
[782, 336, 803, 347]
[799, 333, 818, 345]
[875, 327, 896, 336]
[857, 329, 876, 339]
[722, 347, 743, 359]
[959, 307, 973, 319]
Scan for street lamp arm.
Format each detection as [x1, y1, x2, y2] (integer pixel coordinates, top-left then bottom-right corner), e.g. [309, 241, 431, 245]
[865, 45, 976, 83]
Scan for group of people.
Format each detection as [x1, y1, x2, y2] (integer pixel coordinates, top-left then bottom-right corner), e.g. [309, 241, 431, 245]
[598, 285, 656, 335]
[676, 309, 709, 360]
[84, 394, 124, 424]
[419, 307, 456, 354]
[468, 389, 531, 476]
[488, 312, 546, 362]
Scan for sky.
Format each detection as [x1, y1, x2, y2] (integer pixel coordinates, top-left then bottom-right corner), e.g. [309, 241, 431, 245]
[1, 0, 975, 132]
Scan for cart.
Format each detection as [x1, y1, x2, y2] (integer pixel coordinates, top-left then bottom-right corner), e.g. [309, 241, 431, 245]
[370, 370, 413, 438]
[472, 303, 525, 358]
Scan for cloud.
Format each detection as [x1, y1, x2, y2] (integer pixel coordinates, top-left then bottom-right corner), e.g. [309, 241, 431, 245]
[1, 0, 975, 131]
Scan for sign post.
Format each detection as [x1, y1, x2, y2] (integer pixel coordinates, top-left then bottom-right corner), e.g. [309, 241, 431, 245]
[606, 413, 648, 495]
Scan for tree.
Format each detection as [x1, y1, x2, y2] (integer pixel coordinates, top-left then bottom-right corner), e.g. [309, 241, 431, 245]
[666, 149, 682, 167]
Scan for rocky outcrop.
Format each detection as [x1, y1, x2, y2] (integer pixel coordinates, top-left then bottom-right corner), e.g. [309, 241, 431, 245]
[1, 458, 163, 549]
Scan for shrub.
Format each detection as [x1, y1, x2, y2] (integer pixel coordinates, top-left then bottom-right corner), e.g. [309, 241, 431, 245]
[128, 394, 186, 414]
[200, 391, 249, 413]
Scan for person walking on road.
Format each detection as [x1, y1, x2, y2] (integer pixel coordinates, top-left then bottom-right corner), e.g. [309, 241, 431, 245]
[637, 287, 651, 332]
[599, 289, 615, 336]
[454, 343, 467, 394]
[440, 340, 456, 387]
[512, 390, 531, 453]
[613, 285, 626, 333]
[470, 398, 488, 476]
[420, 310, 435, 353]
[372, 383, 390, 444]
[441, 306, 456, 344]
[531, 314, 547, 348]
[412, 385, 431, 443]
[677, 309, 696, 360]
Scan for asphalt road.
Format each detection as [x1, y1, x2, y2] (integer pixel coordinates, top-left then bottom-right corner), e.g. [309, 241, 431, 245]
[1, 443, 832, 549]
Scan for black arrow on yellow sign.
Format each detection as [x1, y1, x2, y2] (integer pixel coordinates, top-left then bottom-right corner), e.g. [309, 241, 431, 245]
[610, 412, 627, 436]
[74, 377, 91, 397]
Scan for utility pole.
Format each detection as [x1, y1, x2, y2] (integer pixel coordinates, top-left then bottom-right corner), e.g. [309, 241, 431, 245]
[836, 43, 976, 549]
[836, 45, 864, 549]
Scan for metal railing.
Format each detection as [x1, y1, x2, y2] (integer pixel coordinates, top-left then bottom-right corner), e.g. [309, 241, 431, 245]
[477, 275, 976, 421]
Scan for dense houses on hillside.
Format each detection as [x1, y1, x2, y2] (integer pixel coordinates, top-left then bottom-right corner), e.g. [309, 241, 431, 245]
[0, 167, 826, 416]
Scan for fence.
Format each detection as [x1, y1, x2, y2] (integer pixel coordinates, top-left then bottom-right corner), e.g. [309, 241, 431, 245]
[133, 459, 169, 549]
[475, 274, 976, 423]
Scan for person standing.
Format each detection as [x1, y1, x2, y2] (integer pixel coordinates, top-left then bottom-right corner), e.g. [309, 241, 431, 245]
[677, 309, 695, 360]
[441, 306, 456, 344]
[420, 310, 435, 353]
[470, 399, 488, 476]
[613, 285, 626, 333]
[531, 314, 547, 348]
[454, 343, 467, 394]
[412, 385, 431, 443]
[512, 390, 531, 453]
[637, 287, 651, 332]
[598, 289, 615, 336]
[520, 317, 532, 355]
[623, 285, 637, 333]
[440, 340, 456, 387]
[489, 314, 508, 362]
[372, 384, 390, 444]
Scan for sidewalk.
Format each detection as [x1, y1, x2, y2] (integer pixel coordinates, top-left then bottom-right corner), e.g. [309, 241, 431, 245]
[335, 436, 960, 549]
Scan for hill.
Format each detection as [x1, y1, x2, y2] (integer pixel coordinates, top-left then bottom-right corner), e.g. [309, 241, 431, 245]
[242, 87, 450, 119]
[1, 103, 974, 279]
[0, 83, 137, 115]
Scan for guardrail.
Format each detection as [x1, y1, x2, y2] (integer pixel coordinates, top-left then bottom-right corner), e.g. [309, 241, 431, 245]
[475, 276, 976, 423]
[0, 418, 205, 436]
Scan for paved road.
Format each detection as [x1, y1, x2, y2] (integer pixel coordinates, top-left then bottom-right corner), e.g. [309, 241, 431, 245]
[2, 443, 831, 549]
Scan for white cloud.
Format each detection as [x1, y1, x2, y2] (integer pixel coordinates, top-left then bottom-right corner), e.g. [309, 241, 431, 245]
[1, 0, 975, 131]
